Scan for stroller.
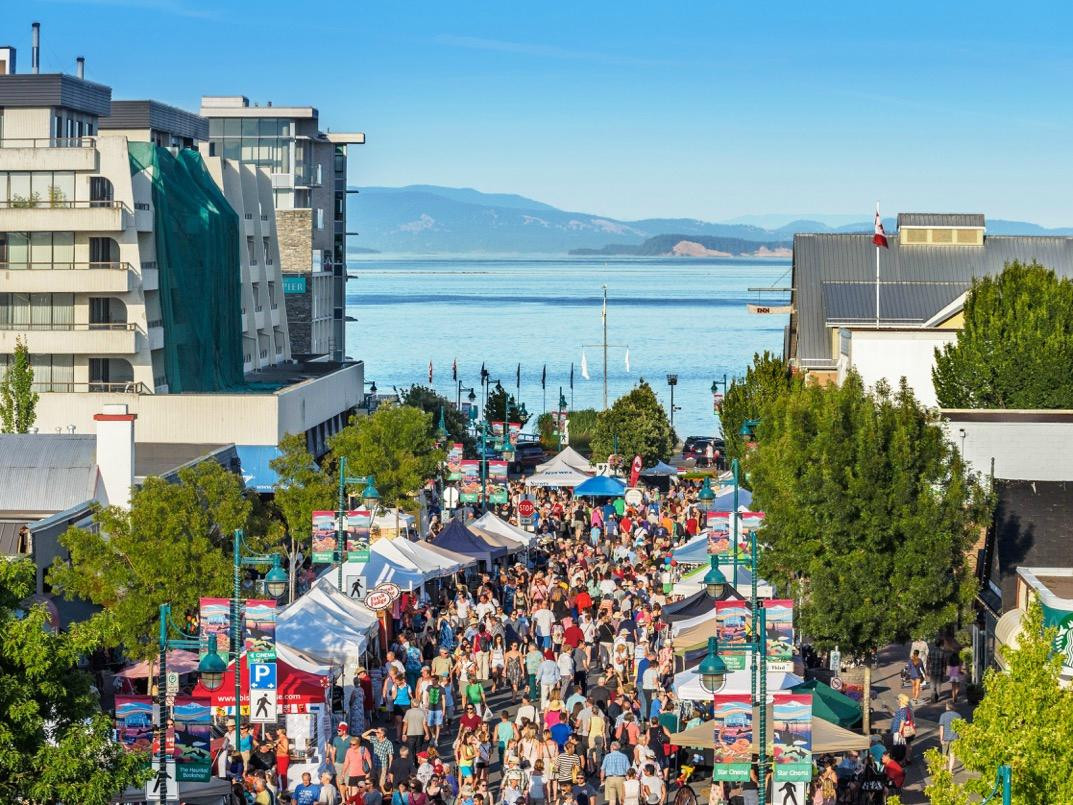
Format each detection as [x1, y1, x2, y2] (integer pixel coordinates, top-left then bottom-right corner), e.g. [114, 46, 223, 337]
[899, 665, 929, 689]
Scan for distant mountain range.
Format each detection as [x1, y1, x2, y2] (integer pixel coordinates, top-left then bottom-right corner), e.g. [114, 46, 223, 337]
[571, 234, 792, 258]
[346, 185, 1073, 255]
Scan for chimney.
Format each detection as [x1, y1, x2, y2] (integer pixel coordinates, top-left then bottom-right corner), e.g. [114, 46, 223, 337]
[93, 403, 137, 510]
[31, 22, 40, 74]
[76, 56, 84, 79]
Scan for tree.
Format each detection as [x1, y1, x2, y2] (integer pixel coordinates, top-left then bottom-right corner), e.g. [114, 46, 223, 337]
[47, 460, 258, 661]
[590, 381, 676, 464]
[484, 384, 530, 429]
[271, 433, 334, 602]
[934, 261, 1073, 409]
[747, 373, 990, 728]
[535, 408, 599, 454]
[0, 559, 150, 804]
[922, 601, 1073, 805]
[401, 385, 476, 454]
[329, 404, 444, 512]
[0, 335, 39, 433]
[719, 351, 802, 459]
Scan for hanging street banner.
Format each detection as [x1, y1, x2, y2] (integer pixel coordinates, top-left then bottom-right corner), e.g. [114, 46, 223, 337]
[716, 600, 752, 670]
[198, 598, 232, 663]
[772, 693, 813, 781]
[249, 661, 278, 724]
[508, 422, 521, 446]
[764, 599, 795, 673]
[116, 696, 155, 754]
[459, 460, 481, 503]
[311, 510, 338, 563]
[488, 460, 509, 504]
[344, 509, 372, 562]
[711, 694, 753, 781]
[172, 697, 213, 782]
[244, 600, 277, 662]
[446, 443, 464, 481]
[491, 421, 505, 447]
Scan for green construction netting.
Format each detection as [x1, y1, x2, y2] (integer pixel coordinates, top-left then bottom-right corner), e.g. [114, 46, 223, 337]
[128, 143, 244, 392]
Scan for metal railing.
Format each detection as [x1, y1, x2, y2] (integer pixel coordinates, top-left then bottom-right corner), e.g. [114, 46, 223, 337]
[0, 199, 129, 211]
[134, 202, 151, 211]
[147, 319, 163, 329]
[0, 321, 138, 332]
[0, 136, 96, 149]
[0, 261, 131, 271]
[44, 381, 150, 394]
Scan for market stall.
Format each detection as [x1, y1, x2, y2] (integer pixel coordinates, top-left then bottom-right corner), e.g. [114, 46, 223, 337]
[790, 679, 862, 729]
[672, 666, 804, 701]
[277, 583, 378, 668]
[668, 708, 870, 753]
[468, 524, 526, 556]
[432, 519, 506, 568]
[371, 508, 416, 539]
[536, 446, 594, 474]
[471, 511, 535, 547]
[573, 475, 626, 498]
[524, 454, 593, 488]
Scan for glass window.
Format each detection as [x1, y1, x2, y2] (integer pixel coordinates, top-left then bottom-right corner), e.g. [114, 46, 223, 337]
[10, 293, 29, 325]
[52, 354, 73, 387]
[7, 233, 28, 267]
[52, 293, 73, 325]
[223, 118, 240, 138]
[0, 172, 8, 204]
[30, 293, 51, 326]
[223, 139, 241, 161]
[30, 353, 51, 390]
[259, 118, 276, 136]
[0, 293, 8, 325]
[51, 172, 75, 206]
[241, 118, 259, 137]
[9, 172, 31, 206]
[53, 232, 74, 268]
[30, 232, 52, 270]
[208, 119, 223, 138]
[240, 137, 257, 162]
[277, 120, 292, 137]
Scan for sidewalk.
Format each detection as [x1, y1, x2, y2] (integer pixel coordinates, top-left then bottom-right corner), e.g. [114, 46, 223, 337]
[869, 644, 977, 803]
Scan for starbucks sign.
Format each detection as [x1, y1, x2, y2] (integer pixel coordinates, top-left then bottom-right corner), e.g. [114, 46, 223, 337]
[1042, 603, 1073, 676]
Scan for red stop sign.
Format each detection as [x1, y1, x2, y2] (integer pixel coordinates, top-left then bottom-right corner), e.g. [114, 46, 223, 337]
[518, 500, 535, 517]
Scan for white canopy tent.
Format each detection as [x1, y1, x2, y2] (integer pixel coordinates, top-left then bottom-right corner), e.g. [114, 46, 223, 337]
[390, 537, 461, 577]
[277, 585, 377, 668]
[673, 666, 803, 701]
[537, 446, 594, 474]
[372, 508, 416, 538]
[525, 455, 593, 488]
[471, 511, 535, 547]
[671, 605, 718, 635]
[420, 539, 479, 571]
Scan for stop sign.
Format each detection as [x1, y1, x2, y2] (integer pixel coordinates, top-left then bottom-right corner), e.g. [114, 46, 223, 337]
[518, 500, 535, 517]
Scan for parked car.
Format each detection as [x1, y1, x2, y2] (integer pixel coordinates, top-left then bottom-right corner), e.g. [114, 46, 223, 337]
[511, 441, 547, 474]
[683, 436, 724, 463]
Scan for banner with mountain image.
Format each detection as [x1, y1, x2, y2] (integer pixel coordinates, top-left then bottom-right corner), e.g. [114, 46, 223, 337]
[508, 422, 521, 446]
[772, 693, 812, 781]
[763, 599, 794, 673]
[716, 600, 752, 670]
[244, 599, 277, 662]
[311, 510, 338, 563]
[198, 598, 231, 663]
[460, 460, 481, 503]
[116, 696, 155, 755]
[446, 443, 463, 480]
[172, 697, 212, 782]
[712, 694, 752, 780]
[344, 509, 372, 561]
[488, 460, 509, 504]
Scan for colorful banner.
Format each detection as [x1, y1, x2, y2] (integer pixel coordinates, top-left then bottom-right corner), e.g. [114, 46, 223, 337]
[716, 600, 752, 670]
[199, 598, 231, 663]
[116, 696, 155, 754]
[772, 694, 812, 781]
[344, 509, 372, 561]
[459, 460, 481, 503]
[1042, 601, 1073, 678]
[446, 443, 463, 481]
[491, 421, 505, 443]
[711, 695, 753, 781]
[311, 510, 338, 563]
[764, 599, 794, 672]
[172, 697, 212, 781]
[488, 460, 509, 504]
[244, 600, 277, 662]
[508, 422, 521, 446]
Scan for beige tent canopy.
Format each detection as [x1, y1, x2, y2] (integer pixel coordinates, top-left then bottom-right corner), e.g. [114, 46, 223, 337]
[669, 710, 870, 754]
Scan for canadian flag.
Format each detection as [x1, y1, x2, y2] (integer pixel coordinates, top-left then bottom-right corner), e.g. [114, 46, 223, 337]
[873, 204, 889, 248]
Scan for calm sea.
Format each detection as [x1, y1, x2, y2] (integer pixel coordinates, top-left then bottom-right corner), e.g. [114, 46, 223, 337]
[344, 257, 791, 439]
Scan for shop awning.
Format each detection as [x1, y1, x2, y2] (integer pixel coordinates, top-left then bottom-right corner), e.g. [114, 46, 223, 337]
[790, 679, 862, 730]
[995, 607, 1024, 670]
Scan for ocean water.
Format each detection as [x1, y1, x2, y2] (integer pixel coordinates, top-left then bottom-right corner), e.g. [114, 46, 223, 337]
[344, 257, 791, 440]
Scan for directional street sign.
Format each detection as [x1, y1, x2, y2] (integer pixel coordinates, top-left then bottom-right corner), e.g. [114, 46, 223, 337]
[249, 661, 278, 724]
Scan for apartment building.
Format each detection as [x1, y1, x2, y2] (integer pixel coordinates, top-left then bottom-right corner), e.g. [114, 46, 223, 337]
[200, 96, 364, 361]
[0, 28, 366, 458]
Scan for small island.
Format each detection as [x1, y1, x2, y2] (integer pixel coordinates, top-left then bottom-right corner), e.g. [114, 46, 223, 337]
[570, 233, 792, 258]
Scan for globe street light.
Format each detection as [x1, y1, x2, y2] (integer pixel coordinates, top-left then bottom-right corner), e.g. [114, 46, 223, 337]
[264, 555, 288, 600]
[699, 636, 727, 693]
[197, 634, 227, 691]
[361, 477, 381, 510]
[704, 556, 728, 599]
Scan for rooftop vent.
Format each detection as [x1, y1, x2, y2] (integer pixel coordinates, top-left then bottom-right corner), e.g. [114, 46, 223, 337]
[897, 213, 985, 247]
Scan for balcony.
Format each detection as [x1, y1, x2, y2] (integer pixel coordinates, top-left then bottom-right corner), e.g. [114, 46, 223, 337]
[0, 200, 129, 232]
[0, 137, 98, 172]
[0, 322, 138, 354]
[0, 261, 132, 294]
[38, 380, 151, 394]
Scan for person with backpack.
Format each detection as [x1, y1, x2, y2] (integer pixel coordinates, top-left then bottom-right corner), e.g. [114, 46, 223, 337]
[423, 674, 447, 746]
[890, 694, 916, 764]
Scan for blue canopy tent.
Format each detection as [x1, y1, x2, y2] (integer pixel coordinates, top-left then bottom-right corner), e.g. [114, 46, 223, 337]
[432, 520, 506, 566]
[640, 461, 679, 477]
[573, 475, 627, 498]
[671, 536, 711, 564]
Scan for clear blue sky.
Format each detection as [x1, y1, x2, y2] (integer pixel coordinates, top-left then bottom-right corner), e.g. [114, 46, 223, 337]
[12, 0, 1073, 225]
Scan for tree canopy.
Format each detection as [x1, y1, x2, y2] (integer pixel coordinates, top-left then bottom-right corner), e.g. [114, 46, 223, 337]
[748, 372, 990, 658]
[48, 460, 260, 661]
[401, 385, 476, 454]
[923, 602, 1073, 805]
[0, 335, 39, 433]
[536, 408, 599, 454]
[933, 261, 1073, 408]
[590, 381, 676, 464]
[0, 559, 149, 803]
[719, 351, 802, 459]
[329, 404, 444, 511]
[271, 433, 334, 600]
[483, 384, 529, 428]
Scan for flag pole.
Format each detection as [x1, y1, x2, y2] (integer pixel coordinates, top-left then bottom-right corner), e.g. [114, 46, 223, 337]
[602, 284, 608, 410]
[875, 201, 881, 328]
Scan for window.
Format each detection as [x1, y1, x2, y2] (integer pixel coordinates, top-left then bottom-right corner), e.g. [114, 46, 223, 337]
[0, 292, 71, 327]
[89, 236, 118, 264]
[263, 237, 273, 265]
[247, 236, 257, 266]
[334, 192, 345, 222]
[89, 176, 114, 207]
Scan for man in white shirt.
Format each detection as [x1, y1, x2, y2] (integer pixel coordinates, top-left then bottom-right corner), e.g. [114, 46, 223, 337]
[640, 764, 665, 805]
[532, 606, 555, 650]
[514, 694, 537, 727]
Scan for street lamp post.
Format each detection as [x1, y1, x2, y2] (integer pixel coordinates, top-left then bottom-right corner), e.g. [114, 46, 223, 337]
[457, 382, 476, 413]
[469, 403, 490, 513]
[666, 374, 679, 431]
[154, 604, 225, 805]
[230, 531, 289, 737]
[333, 456, 380, 592]
[557, 388, 567, 450]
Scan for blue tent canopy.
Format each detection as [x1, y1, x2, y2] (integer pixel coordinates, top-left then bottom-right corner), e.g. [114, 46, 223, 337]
[712, 484, 753, 508]
[641, 461, 679, 477]
[432, 520, 505, 565]
[672, 536, 711, 564]
[573, 475, 627, 497]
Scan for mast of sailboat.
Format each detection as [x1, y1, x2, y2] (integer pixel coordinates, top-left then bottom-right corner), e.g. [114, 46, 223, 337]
[602, 284, 608, 410]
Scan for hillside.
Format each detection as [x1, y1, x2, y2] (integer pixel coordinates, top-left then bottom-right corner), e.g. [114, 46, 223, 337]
[571, 234, 792, 257]
[346, 186, 1073, 255]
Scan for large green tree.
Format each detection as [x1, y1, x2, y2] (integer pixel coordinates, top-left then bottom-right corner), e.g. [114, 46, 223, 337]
[0, 559, 150, 804]
[329, 404, 444, 511]
[933, 261, 1073, 408]
[535, 408, 599, 454]
[719, 351, 802, 459]
[923, 602, 1073, 805]
[590, 381, 676, 464]
[0, 335, 39, 433]
[483, 383, 530, 429]
[48, 460, 260, 661]
[271, 433, 334, 601]
[748, 373, 990, 725]
[402, 385, 476, 454]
